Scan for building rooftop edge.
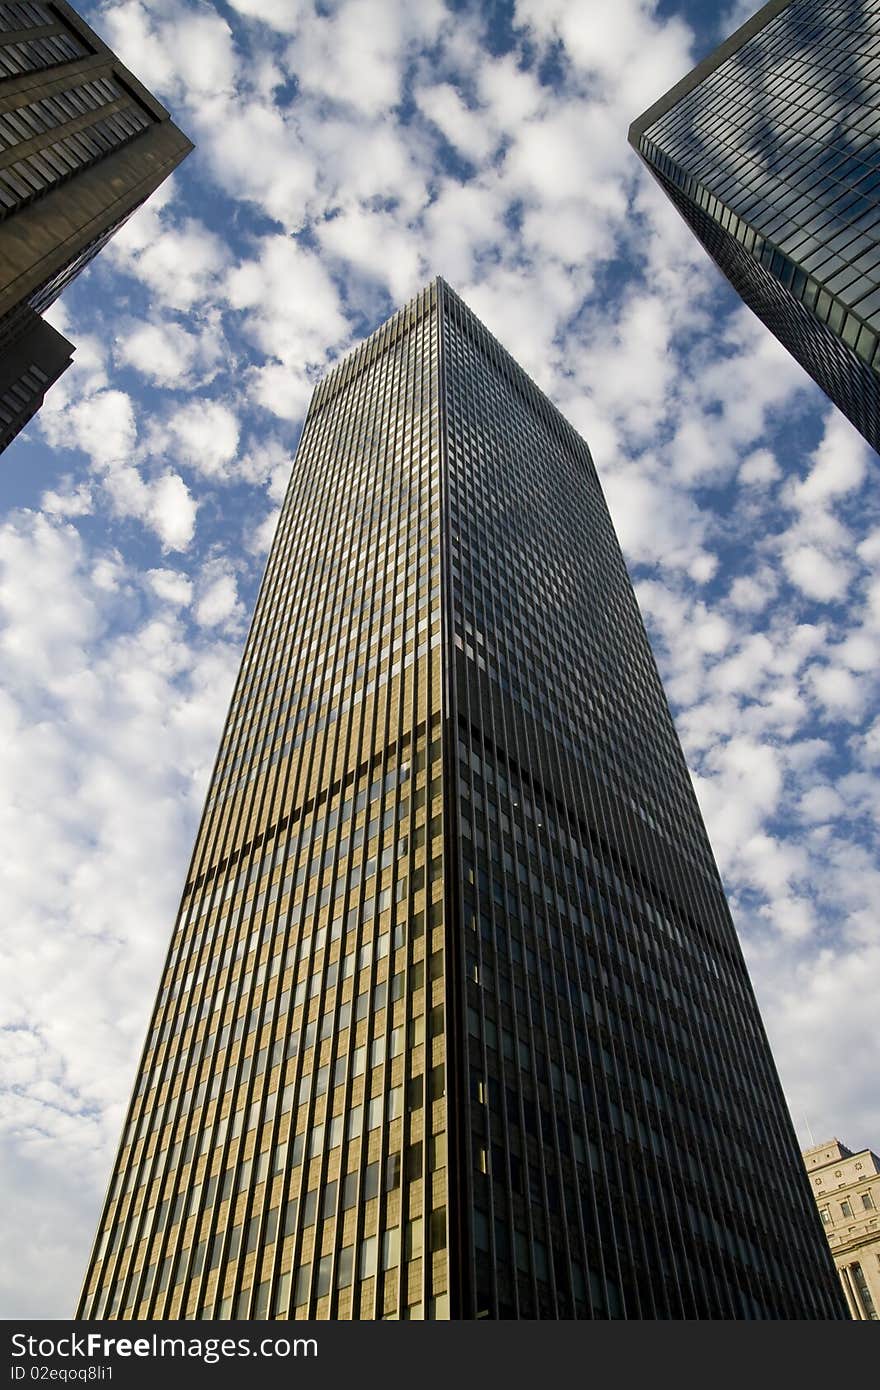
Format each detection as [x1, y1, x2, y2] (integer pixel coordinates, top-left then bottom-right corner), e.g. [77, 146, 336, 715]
[802, 1138, 848, 1154]
[309, 277, 597, 476]
[802, 1140, 880, 1162]
[627, 0, 796, 148]
[53, 0, 194, 143]
[311, 276, 441, 396]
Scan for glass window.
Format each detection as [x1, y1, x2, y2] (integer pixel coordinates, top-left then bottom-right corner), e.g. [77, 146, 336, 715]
[336, 1246, 354, 1289]
[359, 1235, 377, 1279]
[363, 1162, 379, 1200]
[316, 1255, 332, 1298]
[382, 1227, 400, 1270]
[294, 1263, 311, 1305]
[430, 1208, 447, 1252]
[385, 1153, 401, 1191]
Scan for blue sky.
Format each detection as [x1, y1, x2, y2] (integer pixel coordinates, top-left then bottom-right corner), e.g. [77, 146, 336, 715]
[1, 0, 878, 1319]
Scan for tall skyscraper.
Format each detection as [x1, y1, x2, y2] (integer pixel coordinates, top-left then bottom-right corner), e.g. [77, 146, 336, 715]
[629, 0, 880, 454]
[0, 0, 192, 456]
[77, 280, 846, 1321]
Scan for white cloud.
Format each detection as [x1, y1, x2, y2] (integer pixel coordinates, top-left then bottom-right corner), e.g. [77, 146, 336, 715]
[245, 360, 316, 423]
[747, 942, 880, 1149]
[785, 409, 869, 510]
[417, 83, 497, 164]
[226, 235, 349, 367]
[605, 469, 715, 579]
[147, 568, 193, 608]
[783, 544, 853, 603]
[857, 528, 880, 566]
[284, 0, 447, 116]
[226, 0, 309, 34]
[147, 473, 199, 552]
[719, 1, 760, 35]
[66, 389, 137, 469]
[235, 437, 295, 499]
[100, 1, 238, 102]
[194, 95, 319, 232]
[693, 737, 784, 857]
[739, 448, 781, 487]
[759, 894, 816, 941]
[100, 466, 198, 553]
[514, 0, 694, 116]
[836, 630, 880, 673]
[318, 207, 427, 306]
[797, 784, 846, 823]
[109, 216, 229, 312]
[115, 316, 224, 389]
[809, 663, 868, 722]
[4, 0, 879, 1321]
[247, 504, 282, 556]
[728, 572, 777, 613]
[0, 512, 240, 1314]
[162, 400, 241, 480]
[707, 632, 775, 697]
[40, 480, 93, 518]
[194, 559, 244, 631]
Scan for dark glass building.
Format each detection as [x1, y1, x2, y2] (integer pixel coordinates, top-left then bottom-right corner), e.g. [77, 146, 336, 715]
[0, 0, 192, 456]
[78, 280, 846, 1320]
[629, 0, 880, 454]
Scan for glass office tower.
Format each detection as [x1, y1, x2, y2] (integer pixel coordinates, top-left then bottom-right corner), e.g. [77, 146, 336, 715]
[78, 279, 846, 1320]
[629, 0, 880, 454]
[0, 0, 192, 456]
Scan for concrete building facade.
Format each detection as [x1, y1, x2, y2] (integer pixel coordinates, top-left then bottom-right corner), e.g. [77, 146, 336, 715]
[804, 1138, 880, 1319]
[0, 0, 191, 455]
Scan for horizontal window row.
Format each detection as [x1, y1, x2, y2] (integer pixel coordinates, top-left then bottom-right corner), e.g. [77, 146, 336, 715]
[0, 105, 150, 214]
[0, 29, 84, 77]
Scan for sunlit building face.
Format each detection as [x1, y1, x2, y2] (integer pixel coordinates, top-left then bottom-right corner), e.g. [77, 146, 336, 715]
[78, 279, 846, 1320]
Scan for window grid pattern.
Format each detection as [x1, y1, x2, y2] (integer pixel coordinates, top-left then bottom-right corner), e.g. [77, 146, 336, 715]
[0, 3, 192, 459]
[0, 8, 87, 78]
[0, 74, 153, 217]
[805, 1141, 880, 1320]
[654, 166, 880, 452]
[438, 281, 846, 1319]
[78, 278, 847, 1321]
[0, 3, 53, 30]
[0, 354, 47, 445]
[78, 284, 450, 1322]
[845, 1262, 878, 1319]
[635, 0, 880, 453]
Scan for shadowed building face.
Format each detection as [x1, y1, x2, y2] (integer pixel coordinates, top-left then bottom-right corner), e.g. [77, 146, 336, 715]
[630, 0, 880, 455]
[0, 0, 192, 456]
[77, 280, 847, 1320]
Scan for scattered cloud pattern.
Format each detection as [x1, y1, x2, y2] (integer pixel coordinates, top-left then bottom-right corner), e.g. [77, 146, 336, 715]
[1, 0, 878, 1317]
